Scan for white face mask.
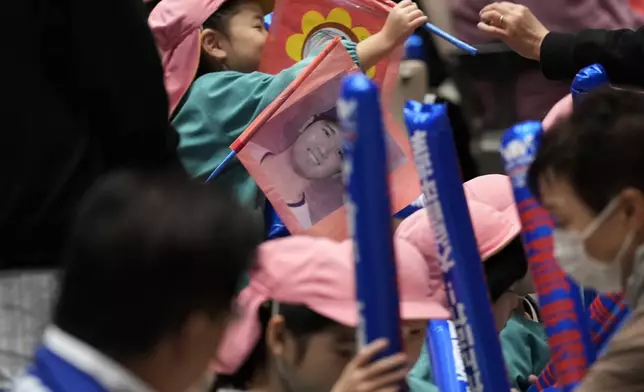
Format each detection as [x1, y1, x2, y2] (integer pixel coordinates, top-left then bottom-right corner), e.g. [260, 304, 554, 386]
[553, 199, 634, 293]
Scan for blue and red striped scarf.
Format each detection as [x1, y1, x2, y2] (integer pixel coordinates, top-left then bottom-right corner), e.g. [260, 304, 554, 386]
[533, 292, 630, 390]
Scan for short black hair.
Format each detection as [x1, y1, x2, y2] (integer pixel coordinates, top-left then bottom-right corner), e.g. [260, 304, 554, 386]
[485, 236, 528, 302]
[528, 86, 644, 214]
[214, 302, 338, 390]
[54, 171, 262, 360]
[144, 0, 163, 15]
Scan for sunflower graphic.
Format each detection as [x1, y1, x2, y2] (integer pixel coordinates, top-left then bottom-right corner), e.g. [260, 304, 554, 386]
[286, 8, 376, 78]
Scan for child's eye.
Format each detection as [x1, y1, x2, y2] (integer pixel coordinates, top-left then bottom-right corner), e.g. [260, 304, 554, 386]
[408, 328, 423, 336]
[336, 149, 343, 158]
[336, 349, 354, 359]
[323, 128, 331, 137]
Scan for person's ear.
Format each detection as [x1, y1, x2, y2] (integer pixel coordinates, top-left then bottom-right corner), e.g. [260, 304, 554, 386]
[265, 315, 287, 357]
[201, 28, 228, 63]
[620, 187, 644, 233]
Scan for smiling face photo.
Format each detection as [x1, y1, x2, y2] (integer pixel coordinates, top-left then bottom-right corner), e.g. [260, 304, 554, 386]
[290, 113, 344, 180]
[243, 106, 406, 230]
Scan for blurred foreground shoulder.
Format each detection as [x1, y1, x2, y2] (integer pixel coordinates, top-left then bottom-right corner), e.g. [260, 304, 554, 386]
[576, 305, 644, 391]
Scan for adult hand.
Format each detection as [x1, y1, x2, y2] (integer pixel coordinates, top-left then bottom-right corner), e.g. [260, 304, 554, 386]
[476, 2, 549, 60]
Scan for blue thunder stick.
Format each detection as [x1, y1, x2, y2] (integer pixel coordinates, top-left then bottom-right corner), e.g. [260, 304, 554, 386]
[427, 320, 469, 392]
[501, 121, 595, 392]
[405, 100, 510, 392]
[571, 64, 609, 103]
[338, 73, 403, 360]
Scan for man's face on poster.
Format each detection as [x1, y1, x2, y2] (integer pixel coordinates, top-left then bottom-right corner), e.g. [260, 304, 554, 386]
[290, 117, 344, 180]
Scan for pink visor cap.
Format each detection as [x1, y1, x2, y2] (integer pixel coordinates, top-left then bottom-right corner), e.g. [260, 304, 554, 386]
[463, 174, 520, 224]
[148, 0, 273, 115]
[396, 174, 521, 266]
[213, 235, 450, 374]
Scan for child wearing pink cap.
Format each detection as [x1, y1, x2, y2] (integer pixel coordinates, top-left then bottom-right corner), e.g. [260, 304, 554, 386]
[397, 175, 549, 392]
[148, 0, 427, 225]
[211, 235, 450, 392]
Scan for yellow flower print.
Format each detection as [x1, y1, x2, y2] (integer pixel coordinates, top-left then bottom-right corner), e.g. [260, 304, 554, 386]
[285, 8, 376, 78]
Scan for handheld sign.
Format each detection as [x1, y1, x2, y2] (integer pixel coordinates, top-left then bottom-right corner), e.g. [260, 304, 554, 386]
[405, 100, 510, 392]
[339, 73, 403, 360]
[501, 121, 595, 392]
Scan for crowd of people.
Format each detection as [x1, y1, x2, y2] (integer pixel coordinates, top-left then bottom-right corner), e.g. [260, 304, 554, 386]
[4, 0, 644, 391]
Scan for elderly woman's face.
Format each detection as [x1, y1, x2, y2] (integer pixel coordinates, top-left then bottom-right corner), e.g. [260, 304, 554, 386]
[539, 174, 644, 292]
[540, 176, 628, 263]
[290, 118, 344, 180]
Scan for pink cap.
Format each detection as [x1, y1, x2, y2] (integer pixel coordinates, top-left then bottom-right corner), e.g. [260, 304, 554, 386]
[148, 0, 273, 115]
[463, 174, 518, 221]
[213, 235, 450, 374]
[542, 93, 572, 131]
[396, 174, 520, 265]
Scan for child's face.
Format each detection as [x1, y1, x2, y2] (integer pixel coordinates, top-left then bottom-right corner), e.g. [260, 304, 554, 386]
[274, 320, 426, 392]
[401, 319, 427, 365]
[290, 118, 343, 180]
[492, 289, 520, 332]
[206, 0, 268, 73]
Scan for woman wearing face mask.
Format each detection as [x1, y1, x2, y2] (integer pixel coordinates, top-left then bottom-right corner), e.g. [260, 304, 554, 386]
[527, 86, 644, 391]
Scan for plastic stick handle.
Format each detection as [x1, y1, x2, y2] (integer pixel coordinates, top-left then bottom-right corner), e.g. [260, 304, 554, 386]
[423, 23, 478, 55]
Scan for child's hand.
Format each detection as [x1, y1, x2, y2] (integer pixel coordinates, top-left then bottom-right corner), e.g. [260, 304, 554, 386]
[356, 1, 427, 69]
[382, 0, 428, 47]
[331, 338, 408, 392]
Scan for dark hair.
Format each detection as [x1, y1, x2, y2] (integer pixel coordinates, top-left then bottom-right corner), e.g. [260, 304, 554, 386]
[195, 0, 247, 78]
[54, 171, 262, 360]
[528, 86, 644, 214]
[214, 302, 338, 390]
[485, 236, 528, 302]
[144, 0, 163, 15]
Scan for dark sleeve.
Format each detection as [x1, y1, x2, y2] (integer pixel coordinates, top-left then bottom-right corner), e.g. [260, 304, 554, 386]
[69, 0, 185, 173]
[539, 27, 644, 87]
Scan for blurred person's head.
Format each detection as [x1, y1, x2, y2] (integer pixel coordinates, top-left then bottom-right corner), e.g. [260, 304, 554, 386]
[198, 0, 270, 74]
[396, 174, 528, 332]
[54, 171, 261, 392]
[213, 235, 449, 392]
[528, 87, 644, 304]
[148, 0, 273, 115]
[143, 0, 163, 15]
[290, 110, 344, 181]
